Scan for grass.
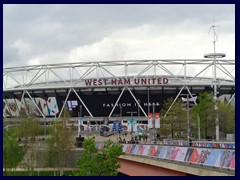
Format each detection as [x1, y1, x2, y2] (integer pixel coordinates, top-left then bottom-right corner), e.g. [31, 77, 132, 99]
[4, 170, 73, 176]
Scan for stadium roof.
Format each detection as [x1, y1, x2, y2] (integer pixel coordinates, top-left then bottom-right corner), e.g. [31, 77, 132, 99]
[3, 59, 235, 92]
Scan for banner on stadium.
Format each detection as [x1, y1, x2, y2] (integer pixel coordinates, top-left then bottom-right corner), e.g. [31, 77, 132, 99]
[148, 113, 153, 128]
[127, 119, 132, 132]
[181, 96, 197, 103]
[148, 113, 160, 128]
[155, 113, 160, 128]
[133, 119, 138, 132]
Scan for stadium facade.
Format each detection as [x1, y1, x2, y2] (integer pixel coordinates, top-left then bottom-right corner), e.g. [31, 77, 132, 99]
[3, 59, 235, 119]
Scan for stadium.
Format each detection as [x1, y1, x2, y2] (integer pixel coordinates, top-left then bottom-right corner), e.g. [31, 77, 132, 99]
[3, 59, 235, 122]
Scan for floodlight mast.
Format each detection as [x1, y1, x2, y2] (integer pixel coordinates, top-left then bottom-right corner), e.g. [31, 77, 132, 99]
[204, 24, 226, 141]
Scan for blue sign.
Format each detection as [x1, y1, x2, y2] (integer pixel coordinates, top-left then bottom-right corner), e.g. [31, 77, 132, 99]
[118, 122, 122, 132]
[133, 119, 137, 124]
[113, 121, 116, 131]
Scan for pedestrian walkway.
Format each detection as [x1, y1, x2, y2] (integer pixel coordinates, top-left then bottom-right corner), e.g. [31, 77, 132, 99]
[81, 133, 153, 144]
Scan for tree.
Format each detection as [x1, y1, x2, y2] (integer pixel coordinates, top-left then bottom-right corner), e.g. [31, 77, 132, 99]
[73, 137, 124, 176]
[45, 109, 74, 176]
[191, 92, 216, 139]
[217, 101, 235, 139]
[3, 129, 25, 176]
[17, 113, 40, 175]
[160, 98, 187, 138]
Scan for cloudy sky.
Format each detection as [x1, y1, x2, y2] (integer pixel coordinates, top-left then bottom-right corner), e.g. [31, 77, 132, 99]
[3, 4, 235, 68]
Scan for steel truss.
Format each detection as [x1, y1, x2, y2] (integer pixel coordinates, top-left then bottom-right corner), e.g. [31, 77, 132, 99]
[3, 59, 235, 118]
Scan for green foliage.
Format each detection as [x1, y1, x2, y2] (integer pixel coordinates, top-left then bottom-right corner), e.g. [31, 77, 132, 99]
[44, 108, 73, 172]
[160, 98, 187, 138]
[16, 117, 41, 175]
[73, 137, 124, 176]
[6, 170, 73, 176]
[39, 126, 51, 136]
[217, 101, 235, 137]
[191, 92, 216, 139]
[17, 118, 40, 144]
[3, 129, 25, 175]
[45, 120, 74, 170]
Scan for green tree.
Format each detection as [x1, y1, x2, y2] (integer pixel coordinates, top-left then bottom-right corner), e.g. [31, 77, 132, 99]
[217, 101, 235, 139]
[17, 118, 40, 145]
[160, 98, 187, 139]
[191, 92, 216, 139]
[3, 129, 25, 176]
[17, 115, 40, 176]
[45, 109, 74, 176]
[73, 137, 124, 176]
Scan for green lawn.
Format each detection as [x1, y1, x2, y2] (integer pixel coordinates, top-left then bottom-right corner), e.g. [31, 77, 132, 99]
[4, 170, 73, 176]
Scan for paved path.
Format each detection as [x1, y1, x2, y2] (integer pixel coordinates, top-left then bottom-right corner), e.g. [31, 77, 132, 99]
[80, 133, 153, 144]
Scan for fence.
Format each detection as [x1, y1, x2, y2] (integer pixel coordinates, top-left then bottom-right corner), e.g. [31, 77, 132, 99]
[162, 140, 235, 149]
[96, 143, 235, 170]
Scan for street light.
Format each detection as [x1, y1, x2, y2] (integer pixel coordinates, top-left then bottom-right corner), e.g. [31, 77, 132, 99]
[204, 52, 225, 141]
[137, 99, 141, 123]
[120, 106, 122, 117]
[204, 24, 226, 141]
[78, 105, 82, 137]
[187, 94, 190, 138]
[152, 103, 156, 143]
[181, 94, 196, 139]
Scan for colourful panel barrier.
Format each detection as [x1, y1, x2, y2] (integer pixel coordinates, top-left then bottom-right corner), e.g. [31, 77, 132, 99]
[95, 143, 235, 170]
[163, 140, 235, 149]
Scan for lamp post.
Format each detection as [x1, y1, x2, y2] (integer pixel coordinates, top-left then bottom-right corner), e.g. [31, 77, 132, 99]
[78, 105, 82, 137]
[187, 94, 190, 138]
[137, 99, 141, 123]
[120, 106, 122, 117]
[153, 103, 156, 143]
[204, 24, 226, 141]
[181, 94, 197, 139]
[181, 94, 190, 139]
[204, 52, 225, 141]
[44, 117, 46, 137]
[147, 88, 150, 115]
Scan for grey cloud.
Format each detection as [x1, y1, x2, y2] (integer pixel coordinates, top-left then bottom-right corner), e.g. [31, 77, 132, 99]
[3, 4, 235, 67]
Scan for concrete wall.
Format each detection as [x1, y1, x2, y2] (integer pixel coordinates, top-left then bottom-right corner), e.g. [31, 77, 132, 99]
[118, 155, 235, 176]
